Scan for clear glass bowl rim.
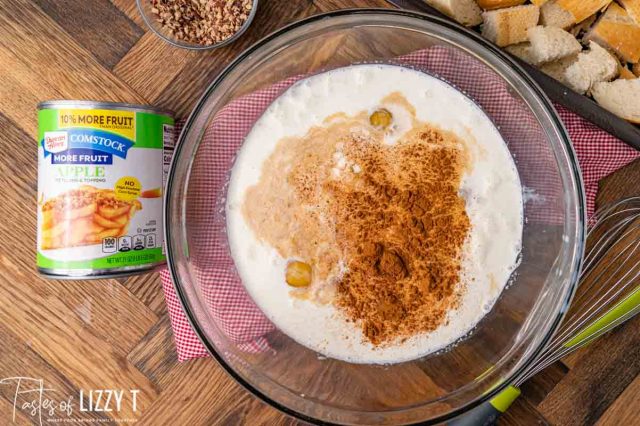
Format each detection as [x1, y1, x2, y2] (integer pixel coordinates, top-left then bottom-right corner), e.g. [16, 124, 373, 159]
[164, 8, 587, 425]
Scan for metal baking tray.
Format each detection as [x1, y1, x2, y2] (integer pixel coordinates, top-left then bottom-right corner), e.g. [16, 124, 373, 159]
[388, 0, 640, 151]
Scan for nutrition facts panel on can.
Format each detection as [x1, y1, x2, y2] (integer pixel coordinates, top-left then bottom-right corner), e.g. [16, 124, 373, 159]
[163, 123, 175, 188]
[100, 233, 158, 253]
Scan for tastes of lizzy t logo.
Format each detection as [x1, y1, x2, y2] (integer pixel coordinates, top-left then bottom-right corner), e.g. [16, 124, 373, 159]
[0, 377, 140, 424]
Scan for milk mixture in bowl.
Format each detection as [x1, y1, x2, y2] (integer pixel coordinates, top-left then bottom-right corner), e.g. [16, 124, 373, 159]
[226, 64, 523, 364]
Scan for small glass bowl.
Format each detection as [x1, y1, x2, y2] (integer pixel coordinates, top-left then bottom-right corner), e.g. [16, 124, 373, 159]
[136, 0, 258, 50]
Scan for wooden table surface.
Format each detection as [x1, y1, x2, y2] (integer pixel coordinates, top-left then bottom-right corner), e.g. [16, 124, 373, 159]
[0, 0, 639, 425]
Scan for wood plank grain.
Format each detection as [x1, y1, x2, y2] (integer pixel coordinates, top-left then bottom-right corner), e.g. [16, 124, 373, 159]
[560, 351, 582, 370]
[595, 374, 640, 426]
[0, 113, 38, 195]
[519, 362, 569, 406]
[312, 0, 391, 9]
[0, 273, 160, 421]
[114, 31, 196, 102]
[537, 316, 640, 426]
[123, 273, 167, 316]
[0, 397, 35, 426]
[53, 279, 160, 355]
[32, 0, 144, 69]
[219, 395, 302, 426]
[0, 0, 146, 135]
[110, 0, 146, 28]
[0, 322, 110, 424]
[0, 48, 66, 138]
[127, 315, 179, 390]
[498, 397, 549, 426]
[141, 357, 300, 425]
[596, 158, 640, 207]
[136, 359, 246, 425]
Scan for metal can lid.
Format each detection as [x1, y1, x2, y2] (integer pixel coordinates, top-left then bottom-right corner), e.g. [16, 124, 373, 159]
[37, 100, 174, 118]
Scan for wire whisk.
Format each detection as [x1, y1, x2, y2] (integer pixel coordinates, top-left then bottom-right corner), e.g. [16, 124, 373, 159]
[515, 196, 640, 385]
[452, 196, 640, 425]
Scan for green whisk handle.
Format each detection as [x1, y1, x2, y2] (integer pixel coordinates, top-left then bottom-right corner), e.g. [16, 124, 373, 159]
[448, 385, 521, 426]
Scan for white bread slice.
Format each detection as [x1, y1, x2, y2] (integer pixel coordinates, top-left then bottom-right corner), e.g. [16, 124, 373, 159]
[505, 43, 537, 63]
[477, 0, 526, 10]
[564, 41, 619, 94]
[584, 3, 640, 63]
[527, 26, 582, 64]
[424, 0, 483, 26]
[591, 78, 640, 123]
[540, 54, 579, 82]
[481, 5, 540, 46]
[556, 0, 612, 23]
[540, 1, 575, 29]
[619, 0, 640, 24]
[634, 62, 640, 76]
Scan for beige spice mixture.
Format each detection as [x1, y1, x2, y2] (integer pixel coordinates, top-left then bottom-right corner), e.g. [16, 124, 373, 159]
[150, 0, 253, 45]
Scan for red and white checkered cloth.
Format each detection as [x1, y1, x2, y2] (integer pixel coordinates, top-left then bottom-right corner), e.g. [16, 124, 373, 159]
[159, 47, 640, 361]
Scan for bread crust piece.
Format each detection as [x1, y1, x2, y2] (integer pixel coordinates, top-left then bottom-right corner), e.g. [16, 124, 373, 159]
[633, 62, 640, 76]
[584, 3, 640, 63]
[619, 65, 636, 79]
[570, 14, 597, 37]
[477, 0, 526, 10]
[592, 78, 640, 123]
[556, 0, 612, 23]
[481, 4, 540, 47]
[424, 0, 483, 26]
[619, 0, 640, 24]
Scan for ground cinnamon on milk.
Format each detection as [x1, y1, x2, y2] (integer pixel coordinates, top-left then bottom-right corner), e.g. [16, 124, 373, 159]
[327, 127, 471, 345]
[243, 99, 471, 345]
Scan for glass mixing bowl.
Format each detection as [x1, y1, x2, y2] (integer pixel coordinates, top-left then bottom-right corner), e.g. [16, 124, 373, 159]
[165, 9, 586, 425]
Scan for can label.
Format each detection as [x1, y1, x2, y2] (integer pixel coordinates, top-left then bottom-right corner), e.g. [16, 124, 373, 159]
[37, 106, 174, 274]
